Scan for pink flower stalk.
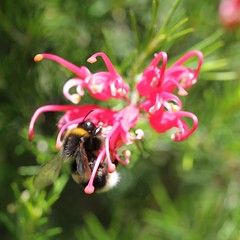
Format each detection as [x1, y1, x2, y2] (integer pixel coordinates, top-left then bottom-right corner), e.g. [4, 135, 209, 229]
[34, 52, 129, 104]
[219, 0, 240, 29]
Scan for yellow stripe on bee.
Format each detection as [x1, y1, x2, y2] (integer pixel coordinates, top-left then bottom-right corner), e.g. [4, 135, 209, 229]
[66, 128, 89, 137]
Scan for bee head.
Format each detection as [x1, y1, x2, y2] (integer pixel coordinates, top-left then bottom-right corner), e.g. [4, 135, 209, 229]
[80, 120, 96, 134]
[80, 121, 96, 133]
[78, 110, 102, 136]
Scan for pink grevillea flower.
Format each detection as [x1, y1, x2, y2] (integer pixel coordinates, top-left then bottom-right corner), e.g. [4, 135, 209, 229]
[219, 0, 240, 29]
[137, 50, 203, 97]
[34, 52, 129, 104]
[30, 49, 203, 194]
[28, 103, 141, 194]
[136, 50, 203, 141]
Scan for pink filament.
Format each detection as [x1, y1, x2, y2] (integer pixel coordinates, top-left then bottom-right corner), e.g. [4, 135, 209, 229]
[84, 148, 106, 194]
[28, 105, 80, 141]
[87, 52, 118, 76]
[115, 153, 130, 166]
[151, 51, 168, 86]
[172, 50, 203, 82]
[172, 111, 198, 141]
[38, 53, 90, 79]
[105, 124, 118, 173]
[168, 79, 188, 96]
[161, 92, 183, 109]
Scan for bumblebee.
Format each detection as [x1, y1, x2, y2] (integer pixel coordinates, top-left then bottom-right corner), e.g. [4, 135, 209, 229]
[33, 114, 119, 192]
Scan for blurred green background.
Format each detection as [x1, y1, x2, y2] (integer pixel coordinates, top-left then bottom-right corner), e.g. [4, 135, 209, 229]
[1, 0, 240, 239]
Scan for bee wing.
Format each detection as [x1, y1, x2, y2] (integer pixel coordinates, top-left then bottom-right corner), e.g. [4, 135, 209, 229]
[75, 142, 91, 181]
[33, 154, 64, 189]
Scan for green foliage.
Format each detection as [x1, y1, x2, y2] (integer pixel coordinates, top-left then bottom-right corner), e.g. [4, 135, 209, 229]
[0, 177, 67, 240]
[0, 0, 240, 239]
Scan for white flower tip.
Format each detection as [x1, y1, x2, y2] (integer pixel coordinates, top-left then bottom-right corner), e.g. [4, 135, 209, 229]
[91, 84, 104, 94]
[171, 132, 183, 141]
[110, 83, 117, 96]
[70, 94, 81, 104]
[87, 56, 97, 64]
[192, 78, 197, 84]
[164, 102, 180, 112]
[149, 106, 156, 114]
[117, 88, 127, 96]
[124, 149, 131, 158]
[135, 129, 144, 139]
[178, 89, 188, 96]
[171, 133, 177, 141]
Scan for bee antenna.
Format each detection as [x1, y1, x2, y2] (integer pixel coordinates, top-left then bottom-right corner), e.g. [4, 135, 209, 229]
[82, 109, 95, 122]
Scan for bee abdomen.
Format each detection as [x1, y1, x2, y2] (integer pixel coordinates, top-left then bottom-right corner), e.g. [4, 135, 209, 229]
[93, 171, 107, 189]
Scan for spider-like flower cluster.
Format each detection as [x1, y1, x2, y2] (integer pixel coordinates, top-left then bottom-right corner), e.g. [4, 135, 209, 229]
[29, 50, 203, 194]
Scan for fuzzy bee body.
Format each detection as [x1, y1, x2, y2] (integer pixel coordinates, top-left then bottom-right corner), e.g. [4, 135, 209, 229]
[62, 121, 108, 190]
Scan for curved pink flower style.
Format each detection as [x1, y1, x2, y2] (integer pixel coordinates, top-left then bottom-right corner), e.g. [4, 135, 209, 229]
[29, 49, 203, 194]
[149, 109, 198, 142]
[219, 0, 240, 29]
[136, 51, 168, 97]
[86, 52, 129, 101]
[34, 52, 129, 104]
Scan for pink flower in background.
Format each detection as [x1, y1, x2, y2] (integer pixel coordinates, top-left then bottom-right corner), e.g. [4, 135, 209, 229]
[219, 0, 240, 29]
[30, 50, 203, 194]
